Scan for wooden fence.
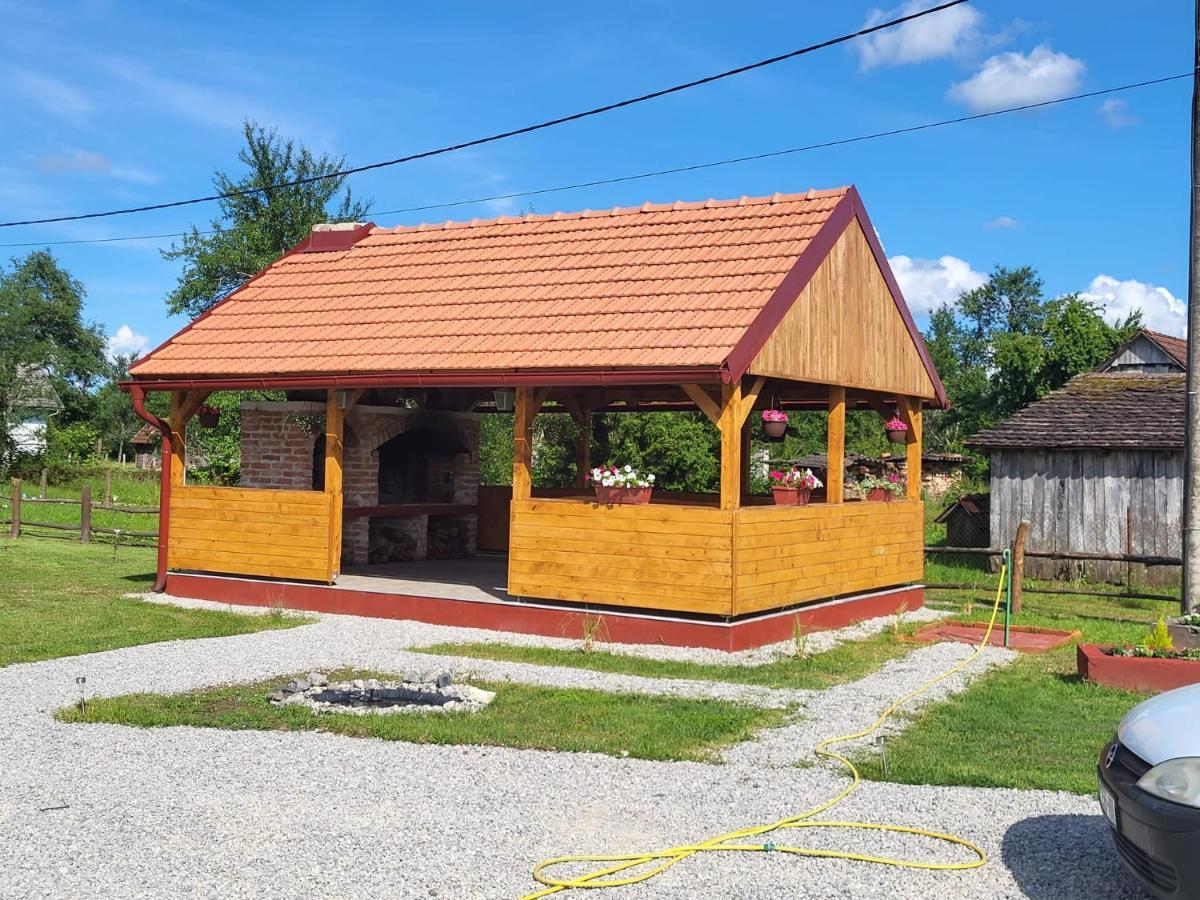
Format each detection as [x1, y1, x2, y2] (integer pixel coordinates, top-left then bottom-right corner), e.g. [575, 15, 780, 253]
[2, 475, 158, 544]
[925, 518, 1182, 609]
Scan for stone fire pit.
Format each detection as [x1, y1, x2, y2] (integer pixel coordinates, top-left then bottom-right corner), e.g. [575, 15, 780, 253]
[267, 672, 494, 715]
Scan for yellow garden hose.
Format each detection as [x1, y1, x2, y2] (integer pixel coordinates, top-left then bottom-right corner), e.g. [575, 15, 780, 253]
[521, 568, 1007, 898]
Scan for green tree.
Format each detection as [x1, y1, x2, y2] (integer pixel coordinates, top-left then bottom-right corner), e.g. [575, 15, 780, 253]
[0, 251, 106, 462]
[163, 121, 372, 319]
[93, 353, 144, 462]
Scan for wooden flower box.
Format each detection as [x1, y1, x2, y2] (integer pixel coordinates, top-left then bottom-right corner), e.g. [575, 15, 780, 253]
[1077, 642, 1200, 693]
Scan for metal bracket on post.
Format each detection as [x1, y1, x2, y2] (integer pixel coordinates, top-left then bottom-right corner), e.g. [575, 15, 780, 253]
[1003, 548, 1013, 648]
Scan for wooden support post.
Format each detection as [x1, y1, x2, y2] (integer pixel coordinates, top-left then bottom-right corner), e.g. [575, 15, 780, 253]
[104, 469, 112, 504]
[827, 387, 846, 504]
[574, 408, 592, 487]
[9, 478, 20, 538]
[80, 484, 91, 544]
[512, 386, 534, 502]
[1011, 519, 1030, 614]
[719, 382, 743, 510]
[168, 391, 187, 488]
[324, 390, 345, 581]
[900, 397, 923, 501]
[39, 468, 48, 498]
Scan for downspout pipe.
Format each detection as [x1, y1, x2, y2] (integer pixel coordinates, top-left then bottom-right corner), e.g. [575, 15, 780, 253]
[127, 385, 171, 592]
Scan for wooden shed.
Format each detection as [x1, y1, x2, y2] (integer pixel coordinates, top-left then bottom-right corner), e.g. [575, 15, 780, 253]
[125, 187, 945, 648]
[967, 328, 1185, 586]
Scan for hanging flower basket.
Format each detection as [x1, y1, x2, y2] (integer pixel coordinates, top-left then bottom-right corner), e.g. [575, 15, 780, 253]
[590, 465, 655, 505]
[884, 415, 908, 445]
[762, 409, 788, 441]
[197, 405, 221, 429]
[768, 467, 821, 505]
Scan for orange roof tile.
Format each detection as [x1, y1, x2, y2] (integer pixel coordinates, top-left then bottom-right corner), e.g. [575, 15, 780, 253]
[131, 187, 925, 387]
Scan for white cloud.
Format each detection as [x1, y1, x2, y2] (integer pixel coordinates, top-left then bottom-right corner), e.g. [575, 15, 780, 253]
[1098, 97, 1137, 129]
[857, 1, 985, 69]
[106, 325, 150, 361]
[947, 44, 1085, 112]
[889, 255, 987, 315]
[34, 149, 156, 184]
[11, 69, 91, 124]
[1080, 275, 1185, 336]
[985, 215, 1018, 229]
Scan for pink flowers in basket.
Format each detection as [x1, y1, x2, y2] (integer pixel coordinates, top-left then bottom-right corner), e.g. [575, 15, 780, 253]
[769, 467, 822, 490]
[761, 409, 788, 423]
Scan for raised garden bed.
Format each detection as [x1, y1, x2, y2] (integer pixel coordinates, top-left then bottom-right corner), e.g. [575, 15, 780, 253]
[908, 620, 1079, 653]
[1077, 643, 1200, 693]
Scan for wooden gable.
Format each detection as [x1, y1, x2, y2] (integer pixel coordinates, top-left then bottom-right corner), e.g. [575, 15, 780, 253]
[746, 218, 937, 400]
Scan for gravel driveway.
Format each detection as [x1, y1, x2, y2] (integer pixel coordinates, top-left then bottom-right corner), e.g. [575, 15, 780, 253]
[0, 603, 1148, 899]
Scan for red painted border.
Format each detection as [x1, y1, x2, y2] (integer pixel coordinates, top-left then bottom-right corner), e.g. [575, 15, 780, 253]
[166, 573, 923, 652]
[1078, 643, 1200, 693]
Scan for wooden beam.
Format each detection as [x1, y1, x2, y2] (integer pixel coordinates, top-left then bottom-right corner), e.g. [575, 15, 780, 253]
[681, 383, 722, 425]
[324, 390, 345, 581]
[718, 382, 743, 510]
[176, 389, 213, 423]
[168, 391, 187, 487]
[533, 386, 553, 415]
[827, 386, 846, 504]
[737, 376, 767, 428]
[899, 397, 922, 501]
[512, 387, 534, 502]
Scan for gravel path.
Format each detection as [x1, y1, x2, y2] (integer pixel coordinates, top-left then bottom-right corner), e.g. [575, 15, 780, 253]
[0, 601, 1144, 899]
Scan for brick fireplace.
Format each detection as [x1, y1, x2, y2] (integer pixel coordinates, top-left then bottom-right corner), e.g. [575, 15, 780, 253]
[239, 400, 480, 569]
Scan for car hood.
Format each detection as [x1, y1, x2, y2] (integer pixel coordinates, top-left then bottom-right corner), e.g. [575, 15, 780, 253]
[1119, 683, 1200, 766]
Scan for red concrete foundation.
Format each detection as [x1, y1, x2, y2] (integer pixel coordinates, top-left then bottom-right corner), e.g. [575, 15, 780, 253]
[165, 572, 924, 652]
[1078, 643, 1200, 693]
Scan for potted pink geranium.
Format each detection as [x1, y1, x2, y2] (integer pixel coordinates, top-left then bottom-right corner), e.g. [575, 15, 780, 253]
[769, 467, 822, 506]
[884, 415, 908, 444]
[197, 404, 221, 428]
[859, 472, 903, 502]
[589, 465, 656, 505]
[762, 409, 788, 441]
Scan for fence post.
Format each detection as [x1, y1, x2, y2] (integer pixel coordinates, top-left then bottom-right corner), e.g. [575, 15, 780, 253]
[1011, 519, 1030, 614]
[104, 469, 112, 505]
[9, 478, 20, 538]
[39, 468, 48, 498]
[80, 485, 91, 544]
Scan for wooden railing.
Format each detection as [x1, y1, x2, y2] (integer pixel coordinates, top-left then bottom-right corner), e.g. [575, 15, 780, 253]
[4, 477, 158, 544]
[168, 485, 335, 583]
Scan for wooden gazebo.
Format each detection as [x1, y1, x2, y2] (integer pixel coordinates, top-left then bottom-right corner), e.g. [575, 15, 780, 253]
[126, 187, 945, 648]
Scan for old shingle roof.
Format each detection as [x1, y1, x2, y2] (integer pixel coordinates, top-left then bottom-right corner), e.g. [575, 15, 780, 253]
[129, 187, 938, 391]
[966, 372, 1184, 450]
[8, 365, 62, 411]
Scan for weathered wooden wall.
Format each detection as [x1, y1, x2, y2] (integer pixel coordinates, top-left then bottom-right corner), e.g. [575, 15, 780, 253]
[747, 220, 937, 400]
[1104, 334, 1182, 372]
[734, 500, 924, 615]
[168, 485, 335, 582]
[989, 448, 1183, 585]
[508, 497, 924, 616]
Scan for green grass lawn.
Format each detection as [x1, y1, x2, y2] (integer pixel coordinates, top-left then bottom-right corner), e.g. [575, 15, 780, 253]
[0, 536, 305, 666]
[417, 622, 919, 691]
[855, 588, 1157, 795]
[58, 668, 785, 761]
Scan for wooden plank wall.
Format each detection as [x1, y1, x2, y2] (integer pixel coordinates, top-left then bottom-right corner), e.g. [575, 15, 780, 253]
[733, 500, 924, 615]
[748, 220, 936, 400]
[990, 448, 1183, 585]
[507, 499, 735, 615]
[168, 485, 335, 582]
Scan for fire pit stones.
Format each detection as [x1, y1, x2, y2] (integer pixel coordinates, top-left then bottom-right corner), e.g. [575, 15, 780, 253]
[267, 671, 495, 715]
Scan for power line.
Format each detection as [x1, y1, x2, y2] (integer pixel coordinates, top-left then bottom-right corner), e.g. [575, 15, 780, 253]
[2, 70, 1190, 251]
[0, 1, 970, 230]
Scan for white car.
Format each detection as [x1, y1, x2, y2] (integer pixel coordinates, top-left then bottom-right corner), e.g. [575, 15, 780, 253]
[1098, 683, 1200, 899]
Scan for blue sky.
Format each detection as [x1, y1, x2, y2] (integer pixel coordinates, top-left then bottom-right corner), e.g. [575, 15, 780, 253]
[0, 0, 1191, 359]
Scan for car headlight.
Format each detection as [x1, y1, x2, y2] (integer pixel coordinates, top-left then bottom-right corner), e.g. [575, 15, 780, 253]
[1137, 758, 1200, 807]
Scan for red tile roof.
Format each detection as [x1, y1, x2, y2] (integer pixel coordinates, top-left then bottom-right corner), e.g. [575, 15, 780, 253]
[131, 187, 925, 388]
[1144, 329, 1188, 368]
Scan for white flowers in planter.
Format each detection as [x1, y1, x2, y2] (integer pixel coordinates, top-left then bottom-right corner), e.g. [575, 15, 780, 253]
[589, 464, 656, 488]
